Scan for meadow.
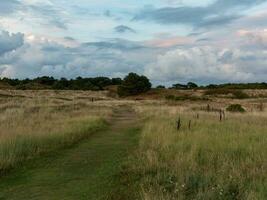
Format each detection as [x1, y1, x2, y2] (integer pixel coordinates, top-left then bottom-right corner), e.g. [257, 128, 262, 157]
[0, 89, 266, 199]
[119, 99, 267, 200]
[0, 90, 114, 173]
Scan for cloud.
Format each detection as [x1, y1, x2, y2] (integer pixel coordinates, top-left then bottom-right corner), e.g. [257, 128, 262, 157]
[145, 36, 193, 47]
[0, 31, 24, 55]
[0, 1, 68, 30]
[0, 34, 158, 79]
[1, 28, 267, 84]
[237, 29, 267, 49]
[83, 39, 144, 50]
[144, 46, 267, 84]
[134, 0, 267, 28]
[0, 0, 21, 16]
[28, 4, 68, 30]
[114, 25, 136, 33]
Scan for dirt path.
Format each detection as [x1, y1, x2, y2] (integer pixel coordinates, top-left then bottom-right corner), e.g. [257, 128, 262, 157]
[0, 106, 140, 200]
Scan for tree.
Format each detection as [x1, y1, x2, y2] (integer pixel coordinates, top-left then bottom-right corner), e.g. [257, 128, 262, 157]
[187, 82, 198, 89]
[118, 73, 151, 96]
[156, 85, 165, 89]
[111, 78, 122, 85]
[172, 83, 187, 89]
[52, 78, 69, 89]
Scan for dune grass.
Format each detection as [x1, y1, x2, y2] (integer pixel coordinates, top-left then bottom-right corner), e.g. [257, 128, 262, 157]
[120, 105, 267, 200]
[0, 91, 112, 174]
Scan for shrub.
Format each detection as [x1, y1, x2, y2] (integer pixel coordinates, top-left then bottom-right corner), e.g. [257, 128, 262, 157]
[156, 85, 165, 89]
[232, 91, 250, 99]
[226, 104, 246, 113]
[172, 82, 198, 89]
[118, 73, 151, 96]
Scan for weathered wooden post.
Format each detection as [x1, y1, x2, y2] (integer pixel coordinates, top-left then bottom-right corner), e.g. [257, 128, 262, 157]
[219, 109, 223, 122]
[177, 117, 181, 130]
[188, 120, 191, 130]
[259, 102, 264, 111]
[207, 104, 210, 112]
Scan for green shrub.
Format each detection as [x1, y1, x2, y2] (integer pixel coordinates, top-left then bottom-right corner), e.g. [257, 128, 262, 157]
[156, 85, 165, 89]
[226, 104, 246, 113]
[118, 73, 151, 97]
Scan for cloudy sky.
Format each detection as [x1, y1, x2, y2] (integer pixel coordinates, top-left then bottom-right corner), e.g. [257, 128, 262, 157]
[1, 0, 267, 85]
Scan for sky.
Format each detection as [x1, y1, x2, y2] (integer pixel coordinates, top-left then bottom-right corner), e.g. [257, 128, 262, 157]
[1, 0, 267, 85]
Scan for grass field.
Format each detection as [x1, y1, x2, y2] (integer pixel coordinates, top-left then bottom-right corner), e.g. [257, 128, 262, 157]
[119, 104, 267, 199]
[0, 90, 113, 173]
[0, 89, 266, 199]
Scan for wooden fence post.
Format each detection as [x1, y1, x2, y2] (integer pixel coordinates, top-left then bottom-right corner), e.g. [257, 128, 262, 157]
[188, 120, 191, 130]
[219, 109, 223, 122]
[207, 104, 210, 112]
[177, 117, 181, 130]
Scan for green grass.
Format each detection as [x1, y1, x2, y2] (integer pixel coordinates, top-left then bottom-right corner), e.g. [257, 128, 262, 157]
[0, 124, 141, 200]
[121, 107, 267, 200]
[0, 118, 107, 174]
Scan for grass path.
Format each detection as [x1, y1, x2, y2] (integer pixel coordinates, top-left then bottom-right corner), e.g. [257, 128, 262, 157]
[0, 106, 140, 200]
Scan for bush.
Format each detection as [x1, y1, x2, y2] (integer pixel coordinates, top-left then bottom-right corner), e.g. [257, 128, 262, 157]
[156, 85, 165, 89]
[232, 91, 250, 99]
[226, 104, 246, 113]
[118, 73, 151, 96]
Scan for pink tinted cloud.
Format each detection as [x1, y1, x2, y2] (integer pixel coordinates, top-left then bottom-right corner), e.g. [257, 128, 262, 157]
[144, 36, 194, 48]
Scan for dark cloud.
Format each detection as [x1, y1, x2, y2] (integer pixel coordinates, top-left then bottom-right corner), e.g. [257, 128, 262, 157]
[0, 31, 24, 55]
[114, 25, 136, 33]
[82, 39, 143, 50]
[104, 10, 111, 17]
[196, 38, 210, 42]
[134, 0, 267, 28]
[0, 0, 21, 15]
[64, 36, 76, 41]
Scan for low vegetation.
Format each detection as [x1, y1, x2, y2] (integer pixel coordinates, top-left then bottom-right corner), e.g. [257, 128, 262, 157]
[0, 84, 267, 199]
[204, 89, 250, 99]
[165, 95, 209, 101]
[226, 104, 246, 113]
[0, 91, 112, 173]
[116, 105, 267, 199]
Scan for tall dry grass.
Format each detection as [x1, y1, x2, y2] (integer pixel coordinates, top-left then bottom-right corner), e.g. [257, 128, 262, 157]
[129, 104, 267, 200]
[0, 90, 114, 173]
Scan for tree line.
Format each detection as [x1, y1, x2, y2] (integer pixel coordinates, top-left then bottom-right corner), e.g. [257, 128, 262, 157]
[0, 73, 152, 96]
[0, 74, 267, 95]
[167, 82, 267, 90]
[0, 76, 123, 90]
